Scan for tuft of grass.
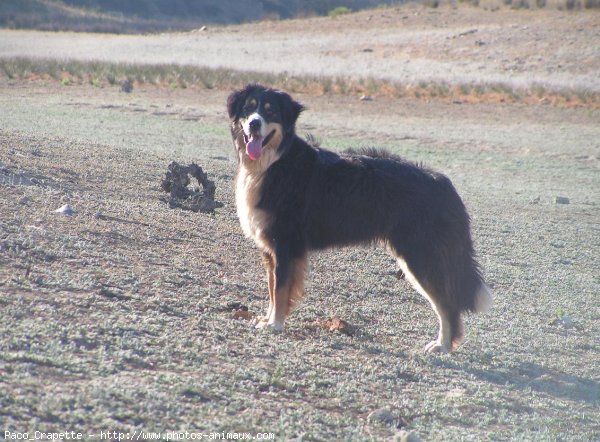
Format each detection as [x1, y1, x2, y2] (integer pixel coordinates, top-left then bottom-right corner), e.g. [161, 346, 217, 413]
[328, 6, 352, 17]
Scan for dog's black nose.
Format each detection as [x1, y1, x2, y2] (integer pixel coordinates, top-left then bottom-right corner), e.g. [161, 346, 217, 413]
[249, 119, 261, 132]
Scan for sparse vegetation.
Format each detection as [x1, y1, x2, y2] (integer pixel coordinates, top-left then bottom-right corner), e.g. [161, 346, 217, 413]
[1, 80, 599, 439]
[1, 57, 597, 108]
[328, 6, 353, 16]
[1, 0, 597, 34]
[1, 3, 599, 439]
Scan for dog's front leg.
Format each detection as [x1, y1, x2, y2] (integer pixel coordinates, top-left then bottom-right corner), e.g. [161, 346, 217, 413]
[257, 246, 306, 332]
[265, 249, 292, 331]
[254, 252, 275, 328]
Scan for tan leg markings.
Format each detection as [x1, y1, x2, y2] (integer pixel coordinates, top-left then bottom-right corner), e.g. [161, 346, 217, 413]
[256, 255, 306, 332]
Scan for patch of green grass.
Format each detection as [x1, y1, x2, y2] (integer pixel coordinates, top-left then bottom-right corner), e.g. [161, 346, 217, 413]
[328, 6, 352, 17]
[555, 307, 566, 317]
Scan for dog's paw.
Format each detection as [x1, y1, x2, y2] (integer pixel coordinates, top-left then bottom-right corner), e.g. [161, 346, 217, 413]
[253, 316, 269, 328]
[425, 340, 450, 354]
[256, 321, 284, 333]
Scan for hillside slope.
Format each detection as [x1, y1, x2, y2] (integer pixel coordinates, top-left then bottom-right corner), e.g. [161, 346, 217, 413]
[1, 6, 598, 95]
[1, 0, 401, 32]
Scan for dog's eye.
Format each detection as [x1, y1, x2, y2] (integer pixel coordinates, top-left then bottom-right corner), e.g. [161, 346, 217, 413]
[243, 99, 257, 114]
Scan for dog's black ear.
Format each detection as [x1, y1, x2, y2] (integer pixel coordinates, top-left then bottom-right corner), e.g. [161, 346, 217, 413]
[276, 91, 305, 132]
[227, 87, 249, 120]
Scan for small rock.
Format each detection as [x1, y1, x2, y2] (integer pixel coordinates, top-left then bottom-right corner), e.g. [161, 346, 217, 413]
[121, 79, 133, 93]
[360, 95, 373, 101]
[54, 204, 74, 216]
[226, 301, 248, 311]
[393, 430, 422, 442]
[368, 408, 409, 429]
[559, 316, 574, 328]
[367, 408, 396, 426]
[550, 316, 575, 329]
[555, 196, 570, 204]
[458, 28, 478, 37]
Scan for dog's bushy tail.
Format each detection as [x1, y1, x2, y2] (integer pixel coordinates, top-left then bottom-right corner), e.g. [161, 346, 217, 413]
[448, 252, 493, 315]
[434, 175, 493, 316]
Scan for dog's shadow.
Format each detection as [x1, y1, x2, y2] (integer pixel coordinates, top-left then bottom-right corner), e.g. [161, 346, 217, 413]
[436, 357, 599, 404]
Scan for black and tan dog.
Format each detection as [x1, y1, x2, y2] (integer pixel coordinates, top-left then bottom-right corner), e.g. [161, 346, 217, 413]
[227, 84, 492, 353]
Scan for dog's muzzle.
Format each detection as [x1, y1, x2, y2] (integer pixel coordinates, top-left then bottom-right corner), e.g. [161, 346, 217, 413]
[243, 117, 274, 161]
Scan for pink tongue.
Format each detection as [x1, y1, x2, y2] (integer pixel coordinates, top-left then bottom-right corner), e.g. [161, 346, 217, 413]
[246, 135, 263, 160]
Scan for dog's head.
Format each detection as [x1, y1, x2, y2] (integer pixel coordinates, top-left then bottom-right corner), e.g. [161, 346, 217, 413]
[227, 84, 304, 164]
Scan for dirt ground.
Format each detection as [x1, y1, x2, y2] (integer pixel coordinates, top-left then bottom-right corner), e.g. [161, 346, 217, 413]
[1, 4, 600, 441]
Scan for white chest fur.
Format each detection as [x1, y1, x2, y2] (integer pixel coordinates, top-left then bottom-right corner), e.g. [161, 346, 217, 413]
[235, 166, 271, 250]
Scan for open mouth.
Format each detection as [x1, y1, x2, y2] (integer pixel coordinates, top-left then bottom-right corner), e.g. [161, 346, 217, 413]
[243, 129, 275, 161]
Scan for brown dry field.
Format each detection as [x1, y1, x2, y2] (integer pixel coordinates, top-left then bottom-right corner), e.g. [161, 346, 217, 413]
[1, 4, 600, 441]
[1, 5, 599, 93]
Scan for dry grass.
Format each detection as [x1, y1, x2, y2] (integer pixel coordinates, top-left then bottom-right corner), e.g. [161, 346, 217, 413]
[1, 57, 599, 108]
[431, 0, 600, 7]
[488, 0, 600, 8]
[1, 4, 599, 436]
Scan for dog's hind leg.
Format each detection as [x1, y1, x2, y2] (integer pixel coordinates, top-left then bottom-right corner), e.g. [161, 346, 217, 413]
[258, 252, 307, 331]
[396, 257, 462, 353]
[424, 307, 462, 353]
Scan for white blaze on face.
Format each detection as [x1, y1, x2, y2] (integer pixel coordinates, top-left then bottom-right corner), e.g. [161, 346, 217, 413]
[242, 112, 267, 137]
[242, 112, 267, 161]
